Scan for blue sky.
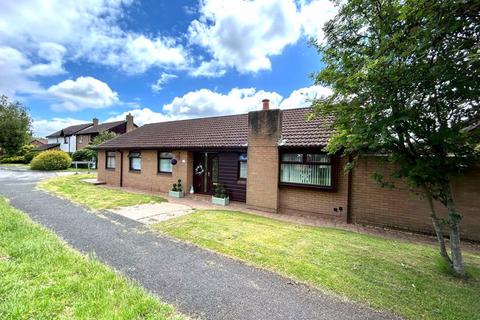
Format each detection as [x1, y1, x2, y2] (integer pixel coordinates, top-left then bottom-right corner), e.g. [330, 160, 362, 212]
[0, 0, 336, 137]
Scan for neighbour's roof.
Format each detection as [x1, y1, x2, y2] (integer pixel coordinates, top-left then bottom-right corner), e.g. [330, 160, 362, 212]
[32, 143, 60, 151]
[46, 123, 93, 138]
[30, 138, 48, 144]
[96, 107, 334, 150]
[77, 120, 126, 135]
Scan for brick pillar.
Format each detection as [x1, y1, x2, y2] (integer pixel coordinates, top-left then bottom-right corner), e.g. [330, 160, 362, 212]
[126, 113, 135, 132]
[172, 150, 193, 193]
[246, 109, 282, 212]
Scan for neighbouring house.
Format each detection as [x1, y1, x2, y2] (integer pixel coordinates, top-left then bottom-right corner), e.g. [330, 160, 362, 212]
[31, 143, 61, 152]
[30, 138, 48, 147]
[96, 100, 480, 241]
[44, 114, 136, 153]
[75, 114, 137, 150]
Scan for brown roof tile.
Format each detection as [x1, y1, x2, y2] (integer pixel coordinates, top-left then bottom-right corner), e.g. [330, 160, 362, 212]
[46, 123, 93, 138]
[96, 108, 334, 150]
[77, 120, 126, 135]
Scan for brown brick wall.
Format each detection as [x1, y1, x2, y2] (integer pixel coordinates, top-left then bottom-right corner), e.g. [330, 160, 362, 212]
[76, 134, 91, 150]
[98, 150, 193, 194]
[246, 109, 282, 212]
[278, 156, 350, 222]
[350, 157, 480, 241]
[97, 151, 121, 186]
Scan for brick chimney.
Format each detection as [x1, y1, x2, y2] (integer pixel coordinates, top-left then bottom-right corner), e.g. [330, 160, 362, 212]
[262, 99, 270, 110]
[246, 103, 282, 212]
[92, 118, 99, 126]
[126, 113, 135, 132]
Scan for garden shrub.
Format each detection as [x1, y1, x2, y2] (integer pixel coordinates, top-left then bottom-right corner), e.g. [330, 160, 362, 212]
[23, 151, 39, 164]
[72, 148, 96, 161]
[30, 150, 72, 171]
[0, 155, 25, 164]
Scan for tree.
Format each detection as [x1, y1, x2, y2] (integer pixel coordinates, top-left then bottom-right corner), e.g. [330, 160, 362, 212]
[0, 95, 32, 156]
[90, 131, 117, 146]
[312, 0, 479, 276]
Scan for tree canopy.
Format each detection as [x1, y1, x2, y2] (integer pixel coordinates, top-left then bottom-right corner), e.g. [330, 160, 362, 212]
[91, 131, 117, 146]
[312, 0, 479, 276]
[0, 95, 32, 156]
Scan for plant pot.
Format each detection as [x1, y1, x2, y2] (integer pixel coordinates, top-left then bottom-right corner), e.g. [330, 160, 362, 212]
[212, 196, 229, 206]
[169, 190, 184, 198]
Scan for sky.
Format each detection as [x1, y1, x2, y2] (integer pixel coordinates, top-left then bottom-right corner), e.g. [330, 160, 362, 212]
[0, 0, 337, 137]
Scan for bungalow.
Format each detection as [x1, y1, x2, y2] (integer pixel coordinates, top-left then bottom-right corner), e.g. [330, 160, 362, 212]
[96, 100, 480, 241]
[44, 114, 136, 153]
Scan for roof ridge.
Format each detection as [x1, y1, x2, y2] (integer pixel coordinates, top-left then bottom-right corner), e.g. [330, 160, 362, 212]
[142, 106, 314, 127]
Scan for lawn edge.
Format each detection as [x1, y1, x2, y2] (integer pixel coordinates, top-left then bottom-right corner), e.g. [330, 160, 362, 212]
[150, 218, 400, 319]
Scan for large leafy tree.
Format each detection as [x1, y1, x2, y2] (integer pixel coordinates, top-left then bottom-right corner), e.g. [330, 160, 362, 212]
[313, 0, 479, 276]
[0, 95, 32, 156]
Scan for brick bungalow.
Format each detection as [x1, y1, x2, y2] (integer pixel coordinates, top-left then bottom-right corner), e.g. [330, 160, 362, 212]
[96, 100, 480, 241]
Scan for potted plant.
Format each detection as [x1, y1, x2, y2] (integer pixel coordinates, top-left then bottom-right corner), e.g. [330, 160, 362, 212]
[212, 183, 229, 206]
[169, 179, 184, 198]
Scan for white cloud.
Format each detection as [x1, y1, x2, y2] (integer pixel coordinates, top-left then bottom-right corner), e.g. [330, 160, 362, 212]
[188, 0, 338, 76]
[24, 42, 67, 77]
[279, 85, 332, 109]
[0, 0, 187, 86]
[107, 85, 331, 126]
[188, 0, 302, 74]
[299, 0, 338, 41]
[163, 87, 283, 117]
[0, 46, 49, 98]
[188, 60, 226, 78]
[106, 108, 186, 126]
[151, 73, 178, 93]
[47, 76, 119, 111]
[32, 117, 87, 137]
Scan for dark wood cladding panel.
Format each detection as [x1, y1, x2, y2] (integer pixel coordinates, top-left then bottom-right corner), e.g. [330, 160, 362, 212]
[110, 123, 127, 135]
[218, 152, 246, 202]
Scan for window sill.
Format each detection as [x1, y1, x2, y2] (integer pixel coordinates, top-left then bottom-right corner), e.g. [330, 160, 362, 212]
[157, 172, 172, 176]
[106, 168, 116, 171]
[129, 170, 141, 174]
[279, 182, 336, 192]
[237, 179, 246, 185]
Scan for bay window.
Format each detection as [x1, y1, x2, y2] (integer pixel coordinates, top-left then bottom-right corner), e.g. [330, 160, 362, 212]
[129, 151, 141, 171]
[158, 152, 173, 173]
[280, 152, 333, 188]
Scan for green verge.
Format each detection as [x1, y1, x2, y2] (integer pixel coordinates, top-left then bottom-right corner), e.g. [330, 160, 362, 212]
[0, 197, 184, 320]
[153, 210, 480, 320]
[38, 174, 166, 210]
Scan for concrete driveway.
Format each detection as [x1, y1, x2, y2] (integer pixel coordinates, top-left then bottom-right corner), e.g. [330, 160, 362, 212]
[0, 168, 399, 320]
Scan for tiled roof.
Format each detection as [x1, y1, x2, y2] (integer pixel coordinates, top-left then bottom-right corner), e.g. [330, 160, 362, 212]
[30, 138, 48, 144]
[32, 143, 60, 151]
[281, 107, 334, 147]
[96, 108, 334, 150]
[77, 120, 126, 135]
[46, 123, 92, 138]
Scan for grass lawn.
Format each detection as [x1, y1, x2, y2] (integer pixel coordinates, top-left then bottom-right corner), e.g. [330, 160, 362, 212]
[153, 210, 480, 320]
[0, 197, 183, 319]
[39, 174, 166, 210]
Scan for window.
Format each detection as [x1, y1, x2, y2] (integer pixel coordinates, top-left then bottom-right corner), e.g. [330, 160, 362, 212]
[106, 151, 115, 169]
[79, 135, 83, 144]
[158, 152, 173, 173]
[238, 153, 247, 179]
[129, 151, 141, 171]
[64, 136, 68, 144]
[280, 152, 333, 188]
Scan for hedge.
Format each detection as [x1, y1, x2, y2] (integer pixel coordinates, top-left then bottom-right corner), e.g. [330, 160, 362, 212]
[0, 155, 25, 164]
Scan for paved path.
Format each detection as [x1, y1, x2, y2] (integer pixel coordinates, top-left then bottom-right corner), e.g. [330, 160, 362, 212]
[0, 168, 398, 320]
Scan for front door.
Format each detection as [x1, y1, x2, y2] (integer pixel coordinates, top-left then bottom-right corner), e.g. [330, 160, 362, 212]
[193, 152, 218, 194]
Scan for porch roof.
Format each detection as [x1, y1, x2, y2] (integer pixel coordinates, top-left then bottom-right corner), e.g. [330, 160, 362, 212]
[96, 107, 334, 150]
